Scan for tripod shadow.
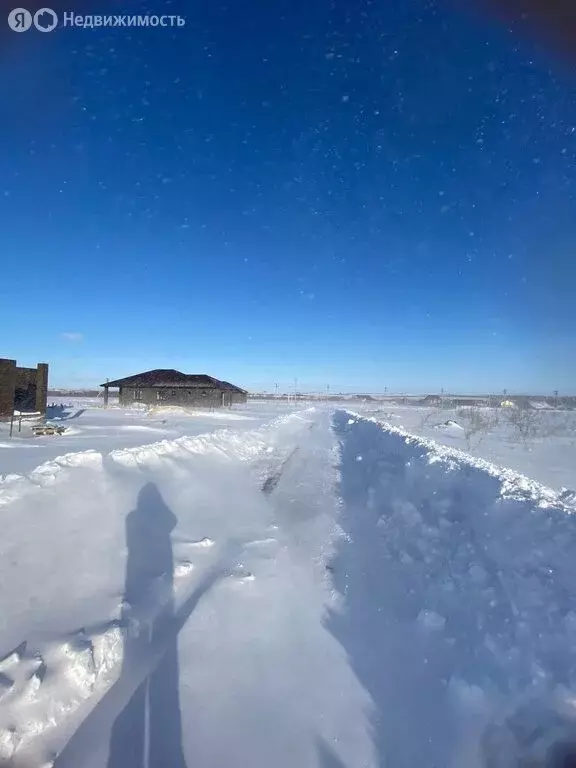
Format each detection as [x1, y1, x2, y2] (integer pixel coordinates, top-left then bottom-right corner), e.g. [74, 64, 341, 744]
[107, 483, 187, 768]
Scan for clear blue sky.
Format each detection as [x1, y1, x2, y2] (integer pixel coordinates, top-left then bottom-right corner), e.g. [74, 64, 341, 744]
[1, 0, 574, 393]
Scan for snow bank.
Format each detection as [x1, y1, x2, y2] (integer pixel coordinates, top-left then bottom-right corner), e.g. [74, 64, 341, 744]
[0, 401, 298, 479]
[330, 412, 576, 767]
[0, 420, 281, 765]
[366, 403, 576, 493]
[145, 405, 256, 420]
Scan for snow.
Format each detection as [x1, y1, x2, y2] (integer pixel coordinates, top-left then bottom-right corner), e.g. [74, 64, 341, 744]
[330, 412, 576, 766]
[0, 399, 286, 478]
[1, 402, 576, 767]
[417, 609, 447, 631]
[357, 403, 576, 493]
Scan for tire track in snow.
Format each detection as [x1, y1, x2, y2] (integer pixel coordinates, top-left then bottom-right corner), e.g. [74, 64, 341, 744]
[261, 420, 317, 496]
[261, 446, 300, 495]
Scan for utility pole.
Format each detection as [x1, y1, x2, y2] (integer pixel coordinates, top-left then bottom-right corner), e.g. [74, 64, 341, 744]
[275, 383, 279, 399]
[554, 389, 559, 409]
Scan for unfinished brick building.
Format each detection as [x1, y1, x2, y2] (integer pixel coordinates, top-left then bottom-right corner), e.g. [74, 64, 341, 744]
[0, 358, 49, 418]
[101, 369, 247, 408]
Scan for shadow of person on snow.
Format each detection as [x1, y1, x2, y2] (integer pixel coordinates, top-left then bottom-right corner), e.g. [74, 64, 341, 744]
[107, 483, 187, 768]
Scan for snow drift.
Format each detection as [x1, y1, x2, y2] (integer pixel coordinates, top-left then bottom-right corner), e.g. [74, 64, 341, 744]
[330, 412, 576, 767]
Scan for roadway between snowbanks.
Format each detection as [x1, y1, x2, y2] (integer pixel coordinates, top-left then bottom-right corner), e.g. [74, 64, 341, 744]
[0, 409, 575, 768]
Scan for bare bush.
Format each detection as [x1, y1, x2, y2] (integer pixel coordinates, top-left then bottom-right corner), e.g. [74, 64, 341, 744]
[456, 407, 497, 450]
[419, 411, 437, 429]
[505, 407, 541, 445]
[536, 412, 576, 439]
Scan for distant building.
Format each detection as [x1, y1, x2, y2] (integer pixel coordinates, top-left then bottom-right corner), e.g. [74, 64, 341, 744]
[100, 369, 248, 408]
[450, 397, 490, 408]
[420, 395, 442, 406]
[0, 358, 49, 418]
[419, 394, 491, 408]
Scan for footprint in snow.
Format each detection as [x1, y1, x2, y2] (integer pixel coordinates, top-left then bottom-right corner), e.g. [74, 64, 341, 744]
[186, 537, 214, 548]
[174, 561, 195, 578]
[225, 565, 255, 583]
[245, 537, 277, 549]
[235, 572, 255, 583]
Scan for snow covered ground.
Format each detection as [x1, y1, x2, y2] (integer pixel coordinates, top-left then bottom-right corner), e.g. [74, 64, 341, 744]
[1, 402, 576, 767]
[355, 403, 576, 494]
[0, 398, 294, 478]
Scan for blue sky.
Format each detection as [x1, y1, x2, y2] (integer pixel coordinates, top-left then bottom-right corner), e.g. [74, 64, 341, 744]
[1, 0, 575, 393]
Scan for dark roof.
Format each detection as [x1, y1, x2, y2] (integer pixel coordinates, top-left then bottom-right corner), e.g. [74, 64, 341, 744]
[102, 369, 232, 389]
[421, 394, 442, 403]
[220, 381, 248, 394]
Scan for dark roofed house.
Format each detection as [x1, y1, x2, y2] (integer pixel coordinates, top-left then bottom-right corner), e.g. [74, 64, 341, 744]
[219, 381, 249, 402]
[101, 369, 248, 408]
[420, 394, 442, 406]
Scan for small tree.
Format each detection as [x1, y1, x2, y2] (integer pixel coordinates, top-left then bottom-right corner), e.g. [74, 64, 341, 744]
[457, 407, 496, 450]
[419, 410, 437, 429]
[506, 406, 541, 446]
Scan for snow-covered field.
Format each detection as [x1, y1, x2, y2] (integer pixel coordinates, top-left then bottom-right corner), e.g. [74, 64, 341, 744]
[356, 403, 576, 494]
[0, 398, 294, 478]
[1, 401, 576, 767]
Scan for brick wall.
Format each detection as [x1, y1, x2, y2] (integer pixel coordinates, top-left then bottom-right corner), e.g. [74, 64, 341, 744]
[0, 359, 49, 417]
[35, 363, 48, 414]
[0, 359, 16, 418]
[119, 387, 225, 408]
[15, 367, 37, 411]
